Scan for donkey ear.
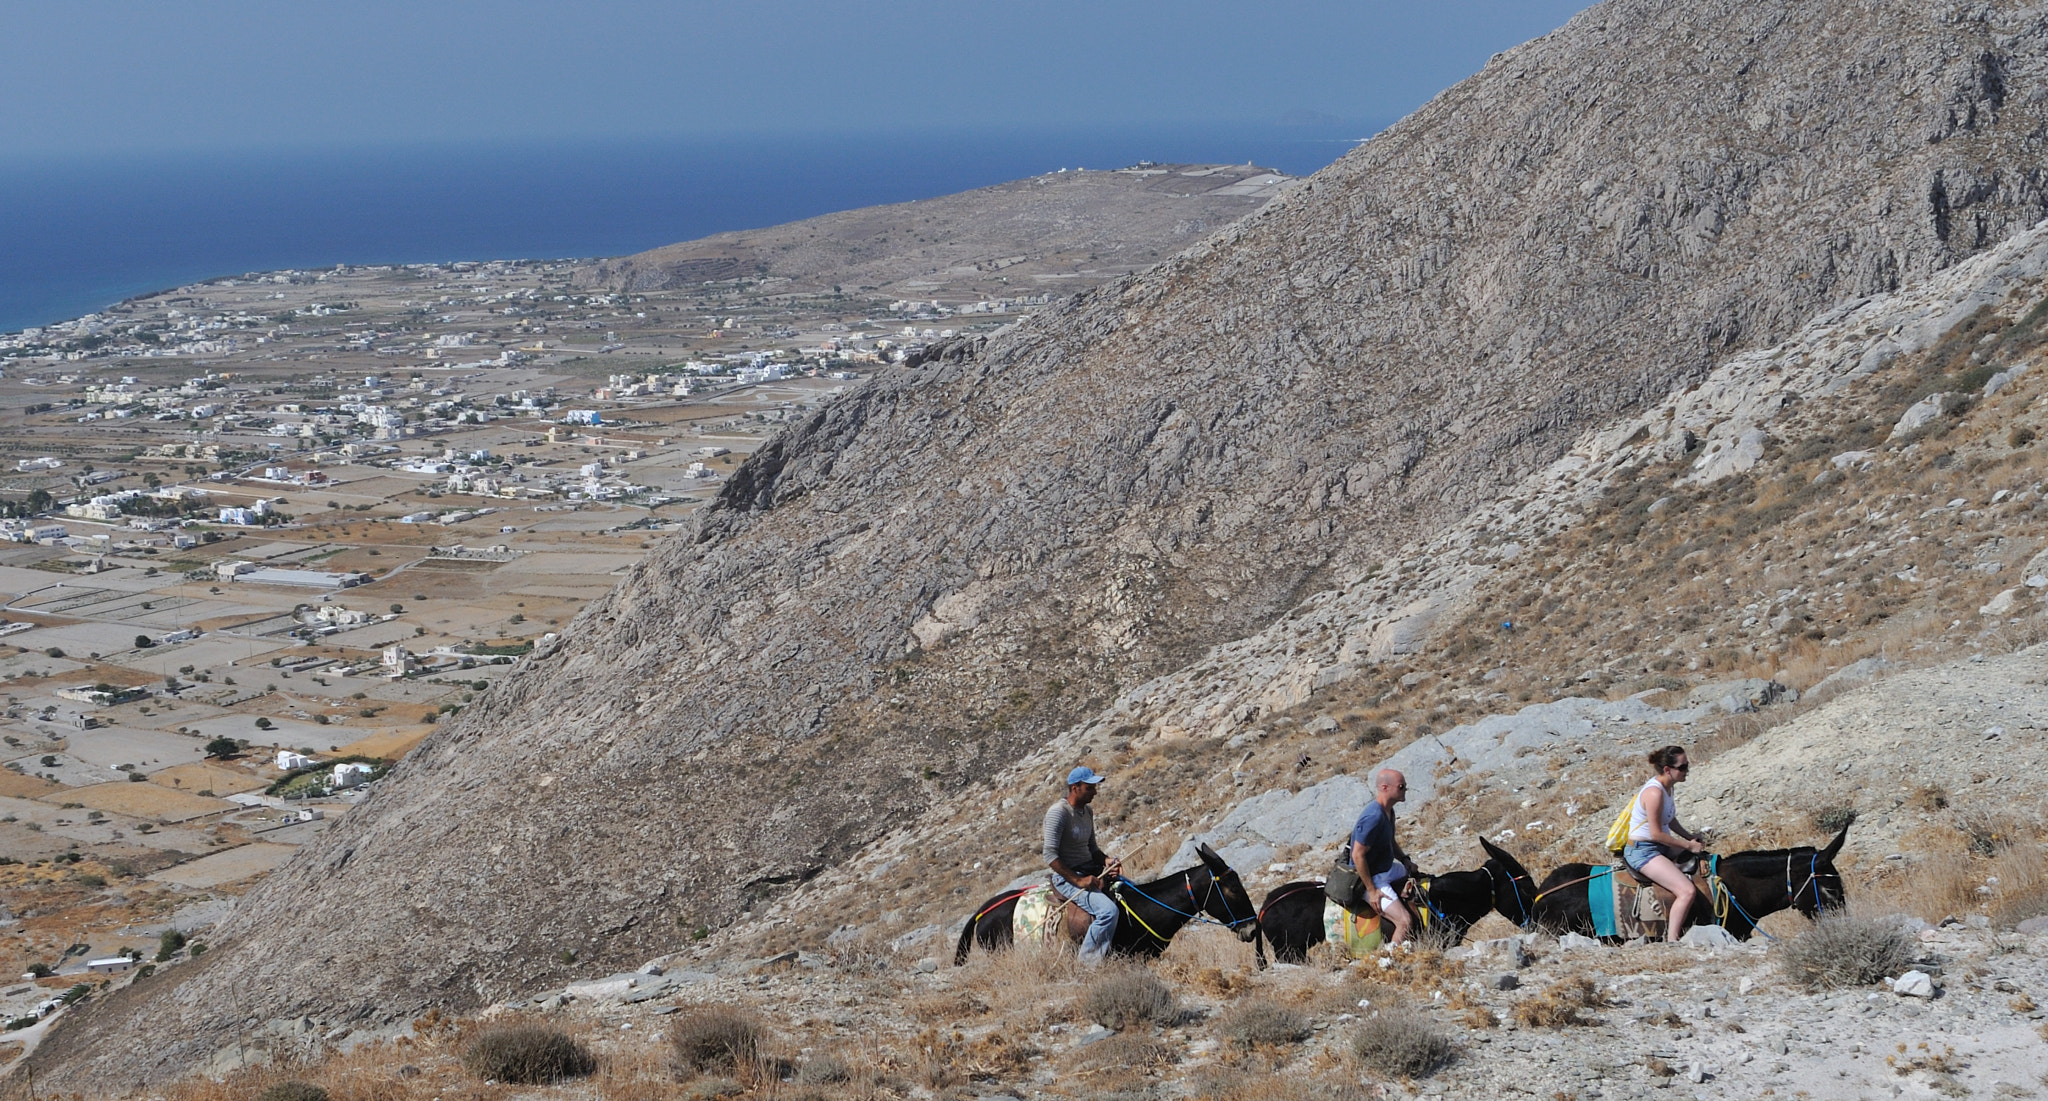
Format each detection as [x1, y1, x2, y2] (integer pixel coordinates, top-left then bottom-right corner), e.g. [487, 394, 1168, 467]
[1479, 835, 1530, 876]
[1196, 842, 1227, 870]
[1821, 823, 1849, 860]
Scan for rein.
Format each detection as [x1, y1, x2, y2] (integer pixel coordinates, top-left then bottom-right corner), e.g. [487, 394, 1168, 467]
[1708, 855, 1780, 942]
[1257, 882, 1326, 923]
[1411, 876, 1449, 931]
[1484, 863, 1537, 928]
[1116, 869, 1256, 940]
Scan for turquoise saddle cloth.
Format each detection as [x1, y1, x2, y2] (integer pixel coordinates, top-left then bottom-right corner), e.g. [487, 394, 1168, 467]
[1588, 865, 1617, 938]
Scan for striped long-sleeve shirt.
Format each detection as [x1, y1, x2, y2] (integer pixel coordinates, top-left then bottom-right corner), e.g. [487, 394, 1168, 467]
[1043, 800, 1105, 878]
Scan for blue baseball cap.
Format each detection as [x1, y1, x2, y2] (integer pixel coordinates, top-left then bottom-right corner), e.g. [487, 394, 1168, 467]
[1067, 766, 1105, 785]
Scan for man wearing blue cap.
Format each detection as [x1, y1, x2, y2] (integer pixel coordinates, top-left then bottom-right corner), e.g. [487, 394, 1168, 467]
[1045, 765, 1122, 963]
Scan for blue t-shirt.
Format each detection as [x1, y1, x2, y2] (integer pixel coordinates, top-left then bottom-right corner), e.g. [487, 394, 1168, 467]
[1341, 801, 1396, 876]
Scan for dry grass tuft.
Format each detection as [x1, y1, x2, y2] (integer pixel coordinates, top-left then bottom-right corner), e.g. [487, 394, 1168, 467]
[1512, 977, 1608, 1027]
[255, 1084, 330, 1101]
[1888, 1041, 1966, 1077]
[459, 1024, 596, 1084]
[1304, 939, 1352, 972]
[1779, 912, 1917, 989]
[829, 930, 898, 976]
[668, 1006, 767, 1075]
[949, 937, 1087, 1030]
[1987, 845, 2048, 927]
[1374, 945, 1466, 994]
[1190, 1067, 1376, 1101]
[1082, 967, 1179, 1029]
[1216, 999, 1313, 1049]
[797, 1053, 852, 1084]
[1350, 1012, 1457, 1078]
[1076, 1030, 1177, 1074]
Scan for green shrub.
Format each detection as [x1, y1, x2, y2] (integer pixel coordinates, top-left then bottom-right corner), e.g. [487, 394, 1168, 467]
[1215, 1000, 1311, 1048]
[1779, 912, 1915, 989]
[460, 1025, 595, 1083]
[1350, 1013, 1457, 1077]
[1082, 968, 1178, 1029]
[156, 929, 186, 962]
[669, 1007, 765, 1072]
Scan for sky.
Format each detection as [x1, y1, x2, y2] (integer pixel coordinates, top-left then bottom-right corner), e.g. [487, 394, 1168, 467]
[1, 1, 1593, 161]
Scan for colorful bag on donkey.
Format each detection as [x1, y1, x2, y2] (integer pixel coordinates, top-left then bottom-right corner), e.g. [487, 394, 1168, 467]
[1322, 897, 1386, 958]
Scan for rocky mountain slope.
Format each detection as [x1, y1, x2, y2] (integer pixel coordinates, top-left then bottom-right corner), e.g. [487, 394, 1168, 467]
[753, 214, 2048, 956]
[31, 0, 2048, 1090]
[577, 163, 1293, 299]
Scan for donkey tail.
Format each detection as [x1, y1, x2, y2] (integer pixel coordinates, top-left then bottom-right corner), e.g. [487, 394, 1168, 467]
[953, 911, 979, 966]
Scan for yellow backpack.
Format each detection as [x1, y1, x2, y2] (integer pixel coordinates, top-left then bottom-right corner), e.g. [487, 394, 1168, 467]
[1604, 792, 1640, 853]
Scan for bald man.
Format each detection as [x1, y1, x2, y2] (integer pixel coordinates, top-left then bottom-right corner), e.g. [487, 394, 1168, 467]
[1325, 768, 1415, 946]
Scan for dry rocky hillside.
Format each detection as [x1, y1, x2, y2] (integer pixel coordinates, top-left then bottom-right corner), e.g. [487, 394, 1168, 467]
[764, 214, 2048, 949]
[576, 164, 1293, 299]
[30, 0, 2048, 1092]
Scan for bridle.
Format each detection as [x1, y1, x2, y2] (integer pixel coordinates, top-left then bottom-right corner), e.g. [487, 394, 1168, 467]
[1786, 850, 1839, 914]
[1483, 861, 1539, 929]
[1115, 866, 1259, 942]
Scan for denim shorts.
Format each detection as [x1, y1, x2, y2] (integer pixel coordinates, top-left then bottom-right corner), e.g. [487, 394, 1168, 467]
[1622, 840, 1675, 873]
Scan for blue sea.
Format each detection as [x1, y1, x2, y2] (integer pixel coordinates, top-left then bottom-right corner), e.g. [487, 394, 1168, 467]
[0, 123, 1374, 336]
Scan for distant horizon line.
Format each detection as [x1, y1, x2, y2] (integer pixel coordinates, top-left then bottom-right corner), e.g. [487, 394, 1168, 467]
[0, 117, 1392, 171]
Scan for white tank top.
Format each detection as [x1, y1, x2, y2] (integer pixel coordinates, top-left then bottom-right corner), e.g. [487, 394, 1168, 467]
[1627, 778, 1675, 842]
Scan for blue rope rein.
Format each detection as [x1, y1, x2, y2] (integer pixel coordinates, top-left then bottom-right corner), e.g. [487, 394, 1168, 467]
[1116, 872, 1256, 930]
[1709, 854, 1781, 943]
[1413, 877, 1452, 928]
[1487, 864, 1537, 929]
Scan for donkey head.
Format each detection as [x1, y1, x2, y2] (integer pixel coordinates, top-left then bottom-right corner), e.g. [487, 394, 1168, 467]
[1800, 825, 1850, 915]
[1479, 836, 1540, 926]
[1196, 842, 1260, 942]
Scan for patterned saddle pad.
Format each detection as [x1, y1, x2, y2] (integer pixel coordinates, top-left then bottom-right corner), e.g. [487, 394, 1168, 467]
[1011, 884, 1070, 942]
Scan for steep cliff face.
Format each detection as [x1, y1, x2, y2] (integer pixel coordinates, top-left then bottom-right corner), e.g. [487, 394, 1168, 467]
[38, 0, 2048, 1088]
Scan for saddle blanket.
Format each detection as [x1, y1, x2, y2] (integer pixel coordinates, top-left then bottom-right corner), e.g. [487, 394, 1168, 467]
[1588, 866, 1663, 939]
[1322, 897, 1386, 958]
[1012, 884, 1064, 942]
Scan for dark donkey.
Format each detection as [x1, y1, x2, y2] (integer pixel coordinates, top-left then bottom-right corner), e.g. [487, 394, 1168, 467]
[1252, 838, 1540, 966]
[1531, 826, 1849, 941]
[953, 842, 1260, 965]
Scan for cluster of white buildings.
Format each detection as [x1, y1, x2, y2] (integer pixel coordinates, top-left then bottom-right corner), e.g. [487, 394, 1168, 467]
[1, 519, 67, 544]
[273, 750, 371, 791]
[217, 499, 274, 526]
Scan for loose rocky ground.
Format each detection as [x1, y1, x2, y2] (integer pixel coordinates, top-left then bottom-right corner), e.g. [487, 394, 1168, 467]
[124, 916, 2048, 1101]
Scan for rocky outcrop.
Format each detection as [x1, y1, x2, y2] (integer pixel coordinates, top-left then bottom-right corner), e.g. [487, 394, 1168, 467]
[35, 0, 2048, 1089]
